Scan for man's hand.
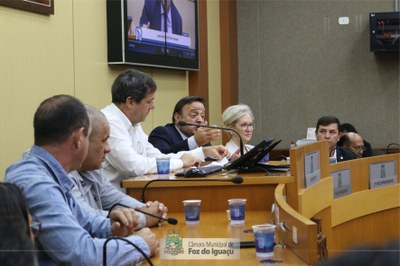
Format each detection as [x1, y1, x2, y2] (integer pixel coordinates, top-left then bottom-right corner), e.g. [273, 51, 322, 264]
[194, 126, 221, 146]
[180, 153, 202, 168]
[202, 145, 230, 160]
[110, 208, 139, 237]
[142, 22, 150, 29]
[140, 201, 168, 227]
[136, 228, 159, 257]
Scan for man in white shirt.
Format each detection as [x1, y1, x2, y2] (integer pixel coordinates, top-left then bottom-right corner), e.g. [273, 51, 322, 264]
[102, 69, 228, 190]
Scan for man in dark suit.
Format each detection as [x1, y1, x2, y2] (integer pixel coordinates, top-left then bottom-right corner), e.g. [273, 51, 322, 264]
[315, 116, 357, 162]
[149, 96, 220, 154]
[139, 0, 183, 35]
[338, 123, 372, 157]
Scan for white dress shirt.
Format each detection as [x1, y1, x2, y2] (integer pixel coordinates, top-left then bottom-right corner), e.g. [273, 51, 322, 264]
[101, 103, 205, 191]
[225, 139, 254, 155]
[175, 125, 199, 150]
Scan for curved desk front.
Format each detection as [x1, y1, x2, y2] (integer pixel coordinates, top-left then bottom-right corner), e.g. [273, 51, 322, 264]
[122, 171, 293, 212]
[280, 140, 399, 263]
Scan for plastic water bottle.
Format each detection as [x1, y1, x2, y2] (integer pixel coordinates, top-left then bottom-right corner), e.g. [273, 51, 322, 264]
[289, 140, 296, 149]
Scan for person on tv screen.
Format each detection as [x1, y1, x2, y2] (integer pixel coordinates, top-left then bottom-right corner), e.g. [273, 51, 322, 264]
[139, 0, 183, 35]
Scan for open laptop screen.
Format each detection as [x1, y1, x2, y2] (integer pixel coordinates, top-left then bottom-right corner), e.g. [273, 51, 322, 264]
[225, 138, 281, 173]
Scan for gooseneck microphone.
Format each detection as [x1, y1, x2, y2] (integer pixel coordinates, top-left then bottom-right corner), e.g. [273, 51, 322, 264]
[107, 203, 178, 225]
[177, 121, 244, 157]
[141, 176, 243, 203]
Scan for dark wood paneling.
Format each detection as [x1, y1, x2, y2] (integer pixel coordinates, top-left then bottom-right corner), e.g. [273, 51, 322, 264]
[189, 0, 209, 120]
[220, 0, 238, 143]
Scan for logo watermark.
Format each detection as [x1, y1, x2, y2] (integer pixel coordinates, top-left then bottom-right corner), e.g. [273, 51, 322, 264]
[160, 230, 240, 260]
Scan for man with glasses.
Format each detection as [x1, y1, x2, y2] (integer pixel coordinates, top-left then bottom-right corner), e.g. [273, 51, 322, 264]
[340, 132, 365, 158]
[149, 96, 221, 154]
[339, 123, 372, 157]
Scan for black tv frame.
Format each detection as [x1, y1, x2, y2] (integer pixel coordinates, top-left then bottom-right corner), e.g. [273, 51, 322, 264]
[370, 12, 400, 52]
[106, 0, 199, 70]
[225, 138, 282, 173]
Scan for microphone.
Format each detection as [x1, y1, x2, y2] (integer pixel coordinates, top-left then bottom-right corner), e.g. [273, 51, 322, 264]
[103, 236, 153, 266]
[141, 176, 243, 203]
[107, 203, 178, 225]
[177, 121, 244, 157]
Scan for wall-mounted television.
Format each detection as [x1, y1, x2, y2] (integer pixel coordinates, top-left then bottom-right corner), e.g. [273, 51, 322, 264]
[370, 12, 400, 52]
[107, 0, 199, 70]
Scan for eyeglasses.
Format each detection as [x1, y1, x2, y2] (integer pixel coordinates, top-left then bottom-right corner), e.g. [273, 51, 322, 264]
[352, 146, 366, 152]
[238, 123, 255, 130]
[30, 217, 42, 237]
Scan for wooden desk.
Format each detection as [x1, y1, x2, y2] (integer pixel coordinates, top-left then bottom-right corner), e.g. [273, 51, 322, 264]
[286, 145, 400, 260]
[122, 171, 293, 212]
[149, 211, 308, 265]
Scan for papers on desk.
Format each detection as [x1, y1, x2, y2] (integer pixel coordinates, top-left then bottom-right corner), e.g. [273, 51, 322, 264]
[207, 157, 229, 167]
[258, 161, 290, 172]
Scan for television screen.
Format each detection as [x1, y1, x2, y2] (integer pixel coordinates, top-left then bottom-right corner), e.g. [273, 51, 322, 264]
[107, 0, 199, 70]
[370, 12, 400, 52]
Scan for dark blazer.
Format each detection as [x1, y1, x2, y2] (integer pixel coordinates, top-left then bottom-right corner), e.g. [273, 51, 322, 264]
[139, 0, 183, 35]
[363, 140, 372, 157]
[336, 146, 358, 162]
[149, 123, 211, 154]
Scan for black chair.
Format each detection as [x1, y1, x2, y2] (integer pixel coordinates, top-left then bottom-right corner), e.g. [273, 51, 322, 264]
[386, 143, 400, 154]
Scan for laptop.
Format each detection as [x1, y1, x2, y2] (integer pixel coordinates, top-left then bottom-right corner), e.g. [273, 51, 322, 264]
[225, 138, 282, 173]
[176, 137, 281, 176]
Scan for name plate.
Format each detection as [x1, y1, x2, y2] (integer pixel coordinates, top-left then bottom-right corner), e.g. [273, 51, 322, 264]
[304, 150, 321, 188]
[136, 27, 191, 48]
[369, 160, 397, 189]
[331, 168, 352, 198]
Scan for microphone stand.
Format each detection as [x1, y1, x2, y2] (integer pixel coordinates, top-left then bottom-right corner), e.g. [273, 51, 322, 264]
[177, 121, 244, 157]
[103, 237, 153, 266]
[106, 203, 178, 225]
[162, 0, 167, 55]
[141, 176, 243, 203]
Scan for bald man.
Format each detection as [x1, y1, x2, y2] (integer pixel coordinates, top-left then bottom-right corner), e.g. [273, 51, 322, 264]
[342, 132, 365, 158]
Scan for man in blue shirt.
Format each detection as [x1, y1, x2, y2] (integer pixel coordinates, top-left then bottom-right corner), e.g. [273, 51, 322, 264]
[5, 95, 157, 265]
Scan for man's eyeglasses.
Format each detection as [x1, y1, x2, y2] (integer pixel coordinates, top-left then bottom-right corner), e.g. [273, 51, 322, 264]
[30, 217, 42, 237]
[238, 123, 254, 130]
[352, 146, 366, 152]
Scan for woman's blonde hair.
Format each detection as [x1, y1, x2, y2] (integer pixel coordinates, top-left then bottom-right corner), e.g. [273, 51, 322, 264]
[221, 104, 254, 128]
